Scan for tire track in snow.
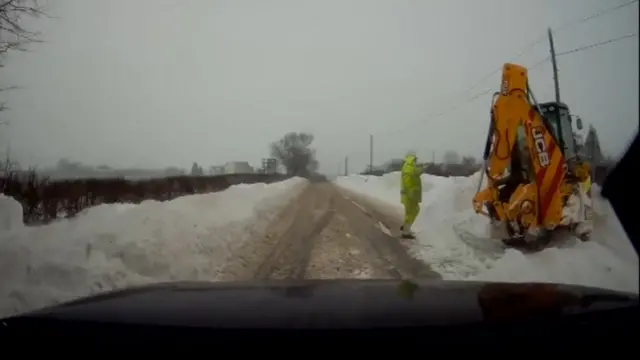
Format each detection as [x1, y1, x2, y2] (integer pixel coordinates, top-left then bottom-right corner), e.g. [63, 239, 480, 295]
[337, 189, 441, 279]
[305, 210, 392, 280]
[253, 182, 335, 280]
[219, 182, 438, 281]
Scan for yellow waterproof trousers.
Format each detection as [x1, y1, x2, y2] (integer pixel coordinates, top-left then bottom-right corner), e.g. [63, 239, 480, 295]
[403, 200, 420, 228]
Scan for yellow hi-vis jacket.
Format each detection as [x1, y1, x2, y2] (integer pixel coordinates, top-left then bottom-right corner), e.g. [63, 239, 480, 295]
[401, 154, 422, 205]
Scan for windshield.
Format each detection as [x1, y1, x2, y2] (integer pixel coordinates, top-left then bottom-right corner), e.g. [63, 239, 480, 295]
[542, 106, 578, 160]
[0, 0, 637, 320]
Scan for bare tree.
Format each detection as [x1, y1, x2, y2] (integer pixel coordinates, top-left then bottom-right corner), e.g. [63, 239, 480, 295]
[0, 151, 20, 191]
[0, 1, 44, 178]
[1, 0, 44, 111]
[270, 132, 318, 177]
[0, 0, 43, 54]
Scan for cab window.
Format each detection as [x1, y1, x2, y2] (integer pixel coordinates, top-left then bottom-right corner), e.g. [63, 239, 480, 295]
[540, 106, 577, 160]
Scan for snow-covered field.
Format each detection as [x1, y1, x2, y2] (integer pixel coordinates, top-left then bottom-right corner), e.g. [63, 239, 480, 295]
[0, 177, 308, 318]
[335, 171, 639, 294]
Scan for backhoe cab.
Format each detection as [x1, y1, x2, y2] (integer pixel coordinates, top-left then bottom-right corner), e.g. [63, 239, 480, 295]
[472, 63, 593, 250]
[539, 102, 575, 156]
[538, 102, 581, 162]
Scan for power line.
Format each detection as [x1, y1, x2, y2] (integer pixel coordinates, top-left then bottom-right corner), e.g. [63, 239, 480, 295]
[556, 33, 637, 56]
[375, 2, 638, 139]
[432, 33, 638, 122]
[553, 0, 639, 34]
[462, 34, 546, 97]
[459, 0, 638, 98]
[526, 32, 638, 70]
[428, 88, 494, 120]
[379, 87, 493, 137]
[381, 31, 637, 138]
[382, 37, 544, 136]
[529, 56, 550, 70]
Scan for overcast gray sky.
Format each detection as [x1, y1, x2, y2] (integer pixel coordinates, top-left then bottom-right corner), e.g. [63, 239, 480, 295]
[1, 0, 637, 174]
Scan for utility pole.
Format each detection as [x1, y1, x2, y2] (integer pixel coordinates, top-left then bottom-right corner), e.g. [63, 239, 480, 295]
[369, 134, 373, 172]
[547, 27, 566, 154]
[344, 156, 348, 176]
[547, 27, 561, 105]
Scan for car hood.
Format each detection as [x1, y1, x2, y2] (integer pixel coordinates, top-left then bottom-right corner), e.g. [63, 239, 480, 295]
[7, 279, 638, 328]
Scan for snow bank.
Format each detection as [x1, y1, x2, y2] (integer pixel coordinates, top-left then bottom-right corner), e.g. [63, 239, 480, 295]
[0, 177, 308, 318]
[335, 172, 638, 294]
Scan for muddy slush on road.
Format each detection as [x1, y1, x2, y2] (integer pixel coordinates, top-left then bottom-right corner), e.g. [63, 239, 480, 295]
[217, 178, 440, 281]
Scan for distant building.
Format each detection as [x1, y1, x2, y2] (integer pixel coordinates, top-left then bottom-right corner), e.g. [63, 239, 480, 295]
[210, 165, 225, 175]
[224, 161, 254, 174]
[261, 158, 278, 174]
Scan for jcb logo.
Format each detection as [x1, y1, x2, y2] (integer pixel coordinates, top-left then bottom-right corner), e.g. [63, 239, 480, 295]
[500, 80, 508, 96]
[532, 126, 550, 167]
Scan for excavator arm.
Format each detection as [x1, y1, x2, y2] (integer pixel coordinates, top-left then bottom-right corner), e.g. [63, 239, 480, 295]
[473, 63, 568, 239]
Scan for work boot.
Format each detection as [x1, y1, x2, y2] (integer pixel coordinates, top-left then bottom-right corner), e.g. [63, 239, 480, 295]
[401, 232, 416, 239]
[401, 225, 415, 239]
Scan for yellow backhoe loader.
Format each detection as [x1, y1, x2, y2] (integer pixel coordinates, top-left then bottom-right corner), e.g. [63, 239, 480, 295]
[472, 63, 593, 250]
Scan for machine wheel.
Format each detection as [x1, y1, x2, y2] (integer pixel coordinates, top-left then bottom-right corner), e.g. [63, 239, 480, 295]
[501, 223, 530, 249]
[502, 231, 552, 252]
[569, 224, 591, 242]
[501, 236, 524, 247]
[528, 233, 552, 252]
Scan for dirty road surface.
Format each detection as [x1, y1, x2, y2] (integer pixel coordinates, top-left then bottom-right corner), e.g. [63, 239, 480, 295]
[218, 180, 440, 281]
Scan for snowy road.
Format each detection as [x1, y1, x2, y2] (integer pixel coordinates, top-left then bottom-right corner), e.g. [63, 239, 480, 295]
[217, 181, 438, 281]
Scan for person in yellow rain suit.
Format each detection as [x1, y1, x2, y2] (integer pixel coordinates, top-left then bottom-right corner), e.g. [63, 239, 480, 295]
[400, 152, 423, 239]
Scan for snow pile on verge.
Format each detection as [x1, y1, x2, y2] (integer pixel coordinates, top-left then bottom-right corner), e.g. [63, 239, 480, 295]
[335, 172, 638, 294]
[0, 177, 308, 318]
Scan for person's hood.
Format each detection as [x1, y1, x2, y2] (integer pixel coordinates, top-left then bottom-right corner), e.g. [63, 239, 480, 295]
[404, 154, 417, 164]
